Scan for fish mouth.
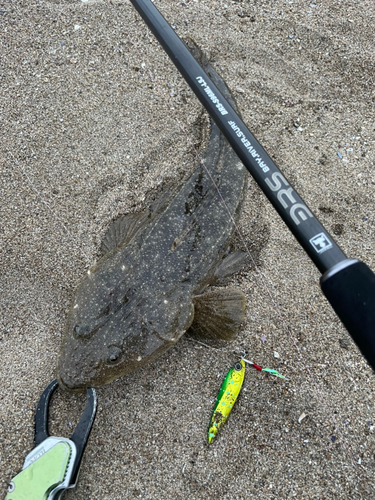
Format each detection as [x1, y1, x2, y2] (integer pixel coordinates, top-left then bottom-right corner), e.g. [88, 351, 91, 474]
[57, 373, 88, 393]
[57, 337, 103, 391]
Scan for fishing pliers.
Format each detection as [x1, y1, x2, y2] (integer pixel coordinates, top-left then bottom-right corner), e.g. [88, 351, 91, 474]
[6, 379, 97, 500]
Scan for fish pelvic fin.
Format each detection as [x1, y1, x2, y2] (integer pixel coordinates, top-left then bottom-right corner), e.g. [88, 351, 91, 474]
[214, 251, 248, 280]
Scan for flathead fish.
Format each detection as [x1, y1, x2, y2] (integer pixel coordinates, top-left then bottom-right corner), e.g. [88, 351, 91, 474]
[57, 42, 248, 390]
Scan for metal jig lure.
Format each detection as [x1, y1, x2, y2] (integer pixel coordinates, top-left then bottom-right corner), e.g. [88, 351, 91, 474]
[207, 357, 285, 443]
[208, 359, 245, 444]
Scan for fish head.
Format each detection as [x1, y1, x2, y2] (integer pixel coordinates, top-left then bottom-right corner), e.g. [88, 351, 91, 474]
[57, 278, 194, 390]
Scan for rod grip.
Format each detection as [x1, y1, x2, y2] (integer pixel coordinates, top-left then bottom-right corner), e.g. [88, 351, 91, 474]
[321, 259, 375, 371]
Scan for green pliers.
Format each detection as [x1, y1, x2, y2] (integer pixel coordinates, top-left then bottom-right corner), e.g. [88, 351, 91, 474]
[6, 379, 97, 500]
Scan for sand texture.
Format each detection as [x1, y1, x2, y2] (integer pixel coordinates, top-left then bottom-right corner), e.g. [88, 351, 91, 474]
[1, 0, 375, 498]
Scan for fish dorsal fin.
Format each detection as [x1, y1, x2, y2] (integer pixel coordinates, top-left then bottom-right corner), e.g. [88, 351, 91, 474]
[100, 211, 148, 255]
[189, 288, 246, 345]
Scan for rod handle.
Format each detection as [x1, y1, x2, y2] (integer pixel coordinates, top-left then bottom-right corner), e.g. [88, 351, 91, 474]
[321, 259, 375, 371]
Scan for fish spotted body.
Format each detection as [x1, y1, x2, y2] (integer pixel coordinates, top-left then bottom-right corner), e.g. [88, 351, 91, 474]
[57, 43, 248, 390]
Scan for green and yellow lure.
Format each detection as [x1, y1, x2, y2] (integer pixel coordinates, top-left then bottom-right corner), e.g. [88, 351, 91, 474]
[208, 359, 245, 444]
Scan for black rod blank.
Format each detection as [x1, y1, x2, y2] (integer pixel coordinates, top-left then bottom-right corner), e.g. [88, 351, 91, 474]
[128, 0, 375, 372]
[129, 0, 346, 275]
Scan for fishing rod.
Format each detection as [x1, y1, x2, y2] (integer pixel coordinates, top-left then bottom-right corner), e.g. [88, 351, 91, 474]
[128, 0, 375, 372]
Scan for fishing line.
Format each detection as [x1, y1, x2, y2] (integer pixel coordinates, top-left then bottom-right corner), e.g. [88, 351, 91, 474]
[17, 0, 360, 471]
[142, 65, 359, 466]
[102, 0, 362, 472]
[7, 0, 363, 477]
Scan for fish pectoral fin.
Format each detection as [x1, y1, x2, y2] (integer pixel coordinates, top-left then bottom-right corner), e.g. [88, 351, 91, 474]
[189, 288, 246, 344]
[100, 183, 179, 257]
[214, 251, 248, 280]
[100, 212, 149, 255]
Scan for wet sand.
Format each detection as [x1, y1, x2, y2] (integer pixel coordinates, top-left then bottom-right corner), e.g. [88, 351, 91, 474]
[1, 0, 375, 498]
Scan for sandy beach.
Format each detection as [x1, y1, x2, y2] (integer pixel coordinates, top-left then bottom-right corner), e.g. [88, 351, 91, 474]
[1, 0, 375, 498]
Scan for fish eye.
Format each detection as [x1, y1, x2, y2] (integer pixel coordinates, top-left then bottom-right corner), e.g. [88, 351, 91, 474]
[74, 324, 88, 338]
[107, 346, 122, 365]
[234, 362, 242, 371]
[73, 323, 98, 339]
